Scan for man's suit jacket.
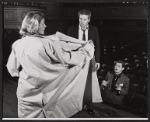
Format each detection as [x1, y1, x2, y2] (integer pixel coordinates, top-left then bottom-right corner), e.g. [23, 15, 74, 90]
[101, 71, 130, 105]
[105, 72, 130, 95]
[68, 25, 100, 63]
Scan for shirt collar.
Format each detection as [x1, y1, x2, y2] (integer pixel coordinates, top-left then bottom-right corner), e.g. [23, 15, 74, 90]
[114, 73, 122, 78]
[79, 25, 89, 31]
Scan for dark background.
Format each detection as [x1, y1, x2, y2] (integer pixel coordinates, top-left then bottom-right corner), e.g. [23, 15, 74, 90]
[1, 0, 149, 119]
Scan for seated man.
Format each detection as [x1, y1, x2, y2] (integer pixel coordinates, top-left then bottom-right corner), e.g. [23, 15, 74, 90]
[101, 60, 130, 105]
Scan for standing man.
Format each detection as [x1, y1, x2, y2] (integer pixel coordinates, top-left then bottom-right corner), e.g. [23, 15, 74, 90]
[68, 9, 100, 115]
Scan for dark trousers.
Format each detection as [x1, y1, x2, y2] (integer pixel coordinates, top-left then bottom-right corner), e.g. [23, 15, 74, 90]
[83, 60, 92, 106]
[101, 88, 124, 105]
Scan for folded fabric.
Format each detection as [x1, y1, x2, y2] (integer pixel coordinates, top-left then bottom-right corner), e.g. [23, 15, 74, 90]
[7, 32, 102, 118]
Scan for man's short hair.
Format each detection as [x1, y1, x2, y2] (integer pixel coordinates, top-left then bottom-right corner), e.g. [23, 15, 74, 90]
[114, 60, 125, 68]
[78, 9, 91, 19]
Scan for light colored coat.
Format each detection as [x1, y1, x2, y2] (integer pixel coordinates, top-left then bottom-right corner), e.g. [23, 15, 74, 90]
[7, 34, 102, 118]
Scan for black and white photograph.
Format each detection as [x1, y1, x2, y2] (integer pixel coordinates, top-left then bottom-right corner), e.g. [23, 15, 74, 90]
[1, 0, 149, 120]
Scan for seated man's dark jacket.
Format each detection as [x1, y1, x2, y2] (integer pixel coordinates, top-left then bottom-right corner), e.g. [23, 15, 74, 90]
[101, 71, 130, 105]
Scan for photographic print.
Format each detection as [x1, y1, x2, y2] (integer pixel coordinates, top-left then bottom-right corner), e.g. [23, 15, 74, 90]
[1, 0, 148, 120]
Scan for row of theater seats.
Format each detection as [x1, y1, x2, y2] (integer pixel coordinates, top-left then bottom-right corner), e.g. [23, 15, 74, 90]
[99, 50, 148, 95]
[98, 49, 148, 116]
[123, 51, 148, 115]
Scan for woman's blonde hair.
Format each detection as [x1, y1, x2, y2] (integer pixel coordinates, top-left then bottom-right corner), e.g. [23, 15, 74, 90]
[19, 11, 44, 36]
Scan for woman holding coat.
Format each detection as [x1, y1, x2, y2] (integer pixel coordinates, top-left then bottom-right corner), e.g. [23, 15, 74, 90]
[6, 11, 102, 118]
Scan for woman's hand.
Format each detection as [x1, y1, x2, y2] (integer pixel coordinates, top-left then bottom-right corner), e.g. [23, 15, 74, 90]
[88, 40, 94, 47]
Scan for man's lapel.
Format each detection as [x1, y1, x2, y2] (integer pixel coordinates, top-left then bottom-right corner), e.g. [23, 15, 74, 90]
[116, 74, 124, 85]
[88, 25, 92, 40]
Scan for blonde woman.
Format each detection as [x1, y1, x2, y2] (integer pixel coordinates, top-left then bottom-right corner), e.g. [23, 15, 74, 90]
[7, 11, 99, 118]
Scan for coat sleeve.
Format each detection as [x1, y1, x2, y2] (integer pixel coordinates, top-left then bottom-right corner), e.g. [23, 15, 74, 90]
[53, 42, 94, 66]
[6, 42, 20, 77]
[105, 72, 109, 81]
[100, 71, 109, 90]
[42, 37, 94, 67]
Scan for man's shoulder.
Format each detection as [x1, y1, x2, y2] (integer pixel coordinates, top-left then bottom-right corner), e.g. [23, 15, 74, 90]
[121, 73, 130, 81]
[89, 25, 98, 29]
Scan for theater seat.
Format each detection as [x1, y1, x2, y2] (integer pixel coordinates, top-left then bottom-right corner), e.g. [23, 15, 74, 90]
[101, 64, 108, 70]
[138, 77, 148, 96]
[138, 70, 148, 77]
[125, 67, 137, 76]
[99, 69, 108, 78]
[127, 74, 138, 84]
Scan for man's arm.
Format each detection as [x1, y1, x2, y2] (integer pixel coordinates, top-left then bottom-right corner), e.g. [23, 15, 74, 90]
[100, 72, 109, 90]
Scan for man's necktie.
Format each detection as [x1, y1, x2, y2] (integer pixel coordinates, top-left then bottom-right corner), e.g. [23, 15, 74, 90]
[82, 30, 86, 41]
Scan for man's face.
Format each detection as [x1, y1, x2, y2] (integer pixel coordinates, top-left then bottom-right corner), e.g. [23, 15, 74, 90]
[79, 14, 90, 29]
[114, 63, 124, 75]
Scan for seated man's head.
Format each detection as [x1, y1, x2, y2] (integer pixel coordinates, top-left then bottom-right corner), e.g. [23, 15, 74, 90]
[114, 60, 125, 75]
